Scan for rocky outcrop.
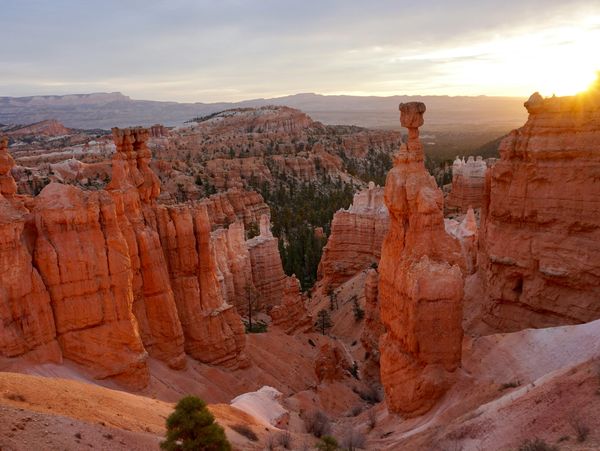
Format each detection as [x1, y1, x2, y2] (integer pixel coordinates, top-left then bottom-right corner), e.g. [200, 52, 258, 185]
[0, 127, 248, 387]
[0, 137, 60, 363]
[155, 203, 246, 367]
[445, 207, 479, 274]
[359, 268, 383, 382]
[211, 221, 256, 314]
[107, 127, 186, 370]
[4, 119, 70, 137]
[33, 183, 150, 388]
[0, 137, 17, 197]
[318, 182, 389, 287]
[379, 103, 464, 417]
[149, 124, 168, 138]
[269, 277, 312, 334]
[477, 82, 600, 331]
[201, 188, 270, 231]
[314, 342, 351, 382]
[446, 156, 487, 213]
[246, 215, 288, 310]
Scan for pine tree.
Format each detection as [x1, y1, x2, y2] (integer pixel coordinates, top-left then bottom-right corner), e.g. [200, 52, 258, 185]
[160, 395, 231, 451]
[315, 309, 333, 336]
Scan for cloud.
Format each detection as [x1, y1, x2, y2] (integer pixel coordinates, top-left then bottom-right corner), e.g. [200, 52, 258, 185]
[0, 0, 598, 100]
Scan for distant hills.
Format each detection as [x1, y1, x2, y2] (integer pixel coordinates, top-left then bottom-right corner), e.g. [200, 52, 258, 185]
[0, 91, 528, 131]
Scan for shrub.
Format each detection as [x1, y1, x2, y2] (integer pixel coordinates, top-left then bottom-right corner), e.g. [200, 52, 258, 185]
[4, 393, 26, 402]
[352, 297, 365, 321]
[367, 409, 377, 430]
[230, 424, 258, 441]
[518, 438, 558, 451]
[569, 416, 590, 442]
[315, 309, 333, 335]
[305, 410, 331, 438]
[349, 362, 360, 380]
[340, 428, 366, 450]
[499, 380, 521, 390]
[349, 405, 363, 417]
[160, 395, 231, 451]
[316, 435, 339, 451]
[244, 320, 268, 333]
[277, 430, 293, 449]
[354, 385, 382, 404]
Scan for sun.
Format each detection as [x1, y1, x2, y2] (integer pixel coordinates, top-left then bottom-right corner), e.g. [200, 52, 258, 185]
[536, 66, 599, 97]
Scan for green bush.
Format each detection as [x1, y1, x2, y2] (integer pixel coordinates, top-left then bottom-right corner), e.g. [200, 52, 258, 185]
[316, 435, 339, 451]
[518, 438, 558, 451]
[160, 395, 231, 451]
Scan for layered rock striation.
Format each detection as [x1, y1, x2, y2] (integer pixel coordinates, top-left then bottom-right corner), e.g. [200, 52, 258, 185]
[446, 156, 487, 213]
[201, 188, 270, 231]
[0, 137, 61, 364]
[318, 182, 389, 287]
[378, 103, 464, 417]
[246, 215, 289, 310]
[0, 127, 248, 388]
[477, 83, 600, 331]
[359, 268, 384, 382]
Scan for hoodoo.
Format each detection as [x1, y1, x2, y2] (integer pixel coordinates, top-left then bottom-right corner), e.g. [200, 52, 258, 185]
[0, 127, 248, 388]
[446, 155, 487, 213]
[477, 78, 600, 331]
[318, 181, 389, 288]
[378, 103, 464, 417]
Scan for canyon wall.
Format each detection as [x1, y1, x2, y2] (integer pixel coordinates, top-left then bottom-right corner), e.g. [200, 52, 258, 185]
[446, 156, 487, 213]
[477, 84, 600, 331]
[0, 137, 61, 364]
[0, 128, 248, 388]
[378, 103, 464, 417]
[202, 188, 270, 231]
[359, 268, 383, 382]
[317, 182, 389, 287]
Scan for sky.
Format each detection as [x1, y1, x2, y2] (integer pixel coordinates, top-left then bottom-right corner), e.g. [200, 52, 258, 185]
[1, 0, 599, 102]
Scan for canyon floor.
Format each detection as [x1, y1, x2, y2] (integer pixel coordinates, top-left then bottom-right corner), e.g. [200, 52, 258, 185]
[2, 302, 599, 450]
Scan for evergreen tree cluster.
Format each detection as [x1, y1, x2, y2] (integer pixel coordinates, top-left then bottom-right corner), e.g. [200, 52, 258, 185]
[256, 176, 355, 291]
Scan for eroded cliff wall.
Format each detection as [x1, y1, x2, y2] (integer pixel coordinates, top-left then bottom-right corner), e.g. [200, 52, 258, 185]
[477, 84, 600, 331]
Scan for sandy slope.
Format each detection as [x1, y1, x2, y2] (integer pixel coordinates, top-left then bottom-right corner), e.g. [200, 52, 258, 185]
[0, 371, 272, 450]
[365, 319, 600, 450]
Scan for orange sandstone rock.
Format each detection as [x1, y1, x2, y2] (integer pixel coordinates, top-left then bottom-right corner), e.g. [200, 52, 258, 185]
[445, 207, 479, 274]
[379, 102, 464, 417]
[314, 342, 351, 382]
[211, 221, 256, 314]
[156, 203, 246, 367]
[0, 137, 17, 197]
[246, 215, 288, 310]
[107, 127, 186, 369]
[33, 183, 149, 388]
[318, 182, 389, 288]
[477, 82, 600, 331]
[269, 276, 312, 334]
[0, 139, 60, 363]
[201, 188, 270, 230]
[359, 268, 383, 382]
[446, 156, 487, 213]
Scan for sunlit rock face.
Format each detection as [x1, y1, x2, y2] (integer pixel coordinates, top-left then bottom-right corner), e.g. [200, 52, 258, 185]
[0, 136, 61, 365]
[317, 182, 389, 288]
[378, 102, 464, 417]
[478, 81, 600, 332]
[0, 127, 249, 388]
